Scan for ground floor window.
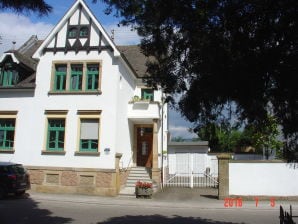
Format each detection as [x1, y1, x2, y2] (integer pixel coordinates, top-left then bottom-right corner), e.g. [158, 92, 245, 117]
[80, 119, 99, 152]
[77, 111, 101, 154]
[47, 119, 65, 151]
[0, 118, 15, 150]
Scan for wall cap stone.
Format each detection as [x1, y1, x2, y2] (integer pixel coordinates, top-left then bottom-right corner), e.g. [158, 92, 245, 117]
[115, 153, 123, 159]
[230, 160, 286, 163]
[217, 153, 232, 160]
[26, 166, 116, 173]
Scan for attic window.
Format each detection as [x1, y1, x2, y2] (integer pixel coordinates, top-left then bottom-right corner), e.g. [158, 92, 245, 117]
[79, 27, 89, 37]
[0, 65, 19, 87]
[68, 28, 78, 38]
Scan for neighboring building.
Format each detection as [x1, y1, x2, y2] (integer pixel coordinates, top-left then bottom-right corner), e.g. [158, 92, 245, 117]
[0, 0, 168, 196]
[167, 141, 218, 176]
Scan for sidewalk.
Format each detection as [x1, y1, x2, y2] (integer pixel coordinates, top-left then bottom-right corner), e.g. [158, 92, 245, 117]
[27, 189, 298, 212]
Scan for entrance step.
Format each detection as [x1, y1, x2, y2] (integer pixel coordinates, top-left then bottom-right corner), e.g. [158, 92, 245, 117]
[119, 167, 154, 196]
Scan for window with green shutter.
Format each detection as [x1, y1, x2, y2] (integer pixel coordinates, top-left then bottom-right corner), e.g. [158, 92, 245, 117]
[0, 119, 15, 150]
[47, 119, 65, 151]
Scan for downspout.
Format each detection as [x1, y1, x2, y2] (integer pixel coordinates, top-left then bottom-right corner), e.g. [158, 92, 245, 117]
[161, 89, 164, 189]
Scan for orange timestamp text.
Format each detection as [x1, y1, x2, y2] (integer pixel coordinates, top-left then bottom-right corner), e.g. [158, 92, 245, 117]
[224, 197, 276, 208]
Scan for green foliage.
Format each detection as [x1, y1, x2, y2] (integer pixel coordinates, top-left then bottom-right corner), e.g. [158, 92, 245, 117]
[171, 136, 185, 142]
[101, 0, 297, 161]
[196, 122, 244, 152]
[0, 0, 52, 16]
[247, 115, 283, 157]
[195, 116, 283, 156]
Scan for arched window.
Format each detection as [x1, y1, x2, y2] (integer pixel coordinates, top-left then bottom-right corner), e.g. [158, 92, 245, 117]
[68, 28, 77, 38]
[79, 27, 89, 37]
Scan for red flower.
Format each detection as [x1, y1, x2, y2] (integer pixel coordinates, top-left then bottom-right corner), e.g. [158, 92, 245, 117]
[135, 180, 152, 189]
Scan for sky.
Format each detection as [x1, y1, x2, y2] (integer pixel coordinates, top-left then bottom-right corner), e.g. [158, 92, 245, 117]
[0, 0, 197, 140]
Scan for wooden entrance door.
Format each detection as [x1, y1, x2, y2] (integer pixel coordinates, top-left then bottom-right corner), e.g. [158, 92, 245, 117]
[136, 127, 153, 167]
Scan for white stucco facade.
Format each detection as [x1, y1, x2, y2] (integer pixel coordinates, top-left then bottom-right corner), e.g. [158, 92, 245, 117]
[0, 0, 168, 195]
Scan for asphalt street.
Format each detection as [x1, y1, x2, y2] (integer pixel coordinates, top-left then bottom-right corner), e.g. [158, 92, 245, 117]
[0, 189, 297, 224]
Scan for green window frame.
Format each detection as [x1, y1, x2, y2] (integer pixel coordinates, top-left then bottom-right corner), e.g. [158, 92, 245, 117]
[79, 119, 99, 152]
[54, 64, 67, 91]
[86, 64, 99, 90]
[141, 89, 154, 101]
[79, 27, 89, 37]
[0, 69, 18, 87]
[47, 119, 65, 151]
[70, 64, 83, 91]
[0, 119, 15, 150]
[68, 28, 77, 38]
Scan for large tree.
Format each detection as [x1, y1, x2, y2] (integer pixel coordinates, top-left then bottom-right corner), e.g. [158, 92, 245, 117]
[100, 0, 297, 161]
[0, 0, 52, 15]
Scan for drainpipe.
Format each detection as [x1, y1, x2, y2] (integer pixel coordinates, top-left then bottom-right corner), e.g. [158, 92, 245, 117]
[161, 91, 165, 189]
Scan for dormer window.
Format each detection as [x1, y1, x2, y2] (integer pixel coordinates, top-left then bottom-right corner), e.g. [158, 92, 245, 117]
[0, 63, 19, 87]
[68, 27, 78, 38]
[79, 27, 89, 38]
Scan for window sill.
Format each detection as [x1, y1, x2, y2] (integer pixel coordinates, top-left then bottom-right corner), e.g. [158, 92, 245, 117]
[48, 90, 102, 95]
[41, 150, 66, 155]
[0, 149, 15, 154]
[74, 151, 100, 156]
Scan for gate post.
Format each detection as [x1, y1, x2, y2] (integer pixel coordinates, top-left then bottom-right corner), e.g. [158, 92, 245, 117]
[152, 119, 161, 186]
[190, 171, 194, 188]
[217, 154, 231, 199]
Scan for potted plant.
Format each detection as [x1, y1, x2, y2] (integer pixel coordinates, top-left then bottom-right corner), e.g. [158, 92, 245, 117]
[135, 180, 153, 198]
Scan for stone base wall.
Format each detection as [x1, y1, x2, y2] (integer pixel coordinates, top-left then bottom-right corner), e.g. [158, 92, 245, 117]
[119, 168, 130, 187]
[27, 166, 118, 196]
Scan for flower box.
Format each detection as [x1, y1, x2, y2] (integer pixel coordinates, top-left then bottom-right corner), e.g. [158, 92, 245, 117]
[135, 181, 153, 199]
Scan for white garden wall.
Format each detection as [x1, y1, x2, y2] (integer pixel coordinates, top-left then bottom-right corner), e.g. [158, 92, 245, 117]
[229, 162, 298, 196]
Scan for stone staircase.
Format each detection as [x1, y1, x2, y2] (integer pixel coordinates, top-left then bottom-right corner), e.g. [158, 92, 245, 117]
[119, 167, 153, 197]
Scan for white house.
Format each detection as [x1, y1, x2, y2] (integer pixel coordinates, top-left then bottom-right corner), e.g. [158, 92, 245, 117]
[0, 0, 168, 196]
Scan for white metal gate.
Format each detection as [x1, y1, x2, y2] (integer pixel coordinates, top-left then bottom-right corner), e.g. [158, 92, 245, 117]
[164, 152, 218, 188]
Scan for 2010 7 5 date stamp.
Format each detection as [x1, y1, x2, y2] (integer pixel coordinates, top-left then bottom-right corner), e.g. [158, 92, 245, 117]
[224, 197, 276, 208]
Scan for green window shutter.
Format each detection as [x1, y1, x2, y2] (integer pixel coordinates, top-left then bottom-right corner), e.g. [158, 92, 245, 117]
[54, 65, 67, 91]
[47, 119, 65, 151]
[0, 119, 15, 150]
[70, 64, 83, 91]
[86, 64, 99, 91]
[79, 119, 99, 152]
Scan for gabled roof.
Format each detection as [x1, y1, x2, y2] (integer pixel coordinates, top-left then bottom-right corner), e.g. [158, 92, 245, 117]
[33, 0, 120, 59]
[18, 35, 43, 58]
[118, 46, 150, 78]
[0, 35, 40, 71]
[0, 36, 39, 90]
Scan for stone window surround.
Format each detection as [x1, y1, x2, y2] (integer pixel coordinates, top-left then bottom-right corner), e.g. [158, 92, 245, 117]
[42, 110, 68, 155]
[0, 111, 18, 153]
[48, 60, 102, 95]
[75, 110, 101, 156]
